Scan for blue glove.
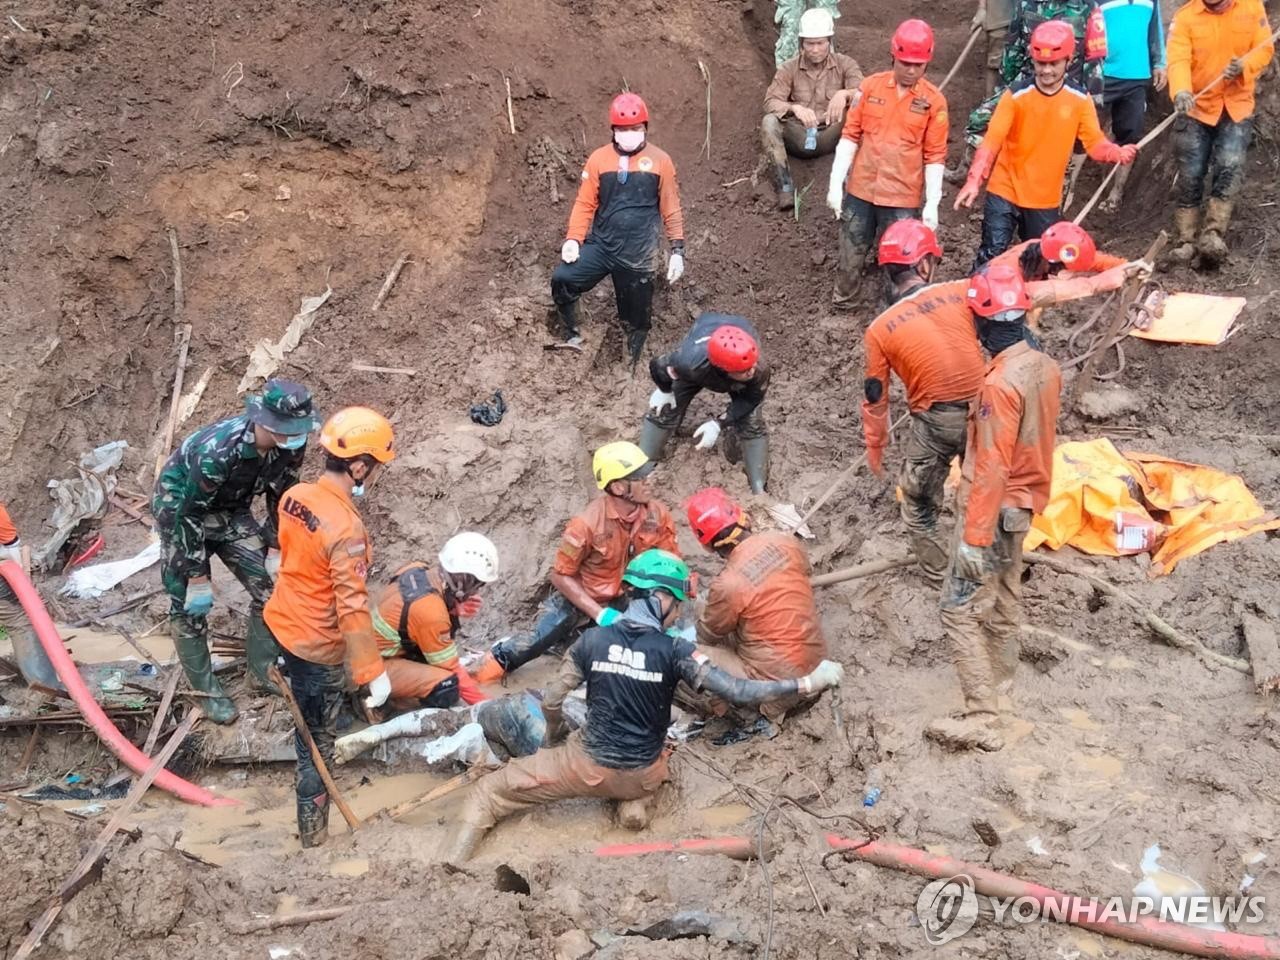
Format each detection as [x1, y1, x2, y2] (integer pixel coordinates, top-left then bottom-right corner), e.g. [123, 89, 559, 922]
[596, 607, 621, 627]
[183, 580, 214, 616]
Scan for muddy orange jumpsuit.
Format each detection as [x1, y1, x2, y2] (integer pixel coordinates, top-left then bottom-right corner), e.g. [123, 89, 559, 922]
[264, 473, 383, 834]
[940, 341, 1062, 717]
[488, 496, 680, 674]
[693, 531, 827, 721]
[373, 563, 486, 707]
[862, 280, 987, 580]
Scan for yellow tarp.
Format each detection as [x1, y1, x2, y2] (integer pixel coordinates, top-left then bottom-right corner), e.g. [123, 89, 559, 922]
[1026, 439, 1280, 575]
[1128, 292, 1246, 346]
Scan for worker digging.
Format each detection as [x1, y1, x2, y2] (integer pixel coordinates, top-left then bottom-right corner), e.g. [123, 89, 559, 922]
[4, 4, 1280, 957]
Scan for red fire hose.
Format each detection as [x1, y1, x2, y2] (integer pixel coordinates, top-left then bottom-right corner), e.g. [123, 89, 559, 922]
[594, 836, 759, 860]
[827, 836, 1280, 960]
[1, 561, 236, 807]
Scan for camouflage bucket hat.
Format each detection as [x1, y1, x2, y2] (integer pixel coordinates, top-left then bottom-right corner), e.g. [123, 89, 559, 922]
[245, 379, 319, 436]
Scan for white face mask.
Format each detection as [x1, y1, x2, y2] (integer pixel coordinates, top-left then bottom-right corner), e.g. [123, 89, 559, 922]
[614, 129, 645, 153]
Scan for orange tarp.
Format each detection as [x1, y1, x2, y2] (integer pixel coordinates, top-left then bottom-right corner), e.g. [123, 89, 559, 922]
[1026, 439, 1280, 575]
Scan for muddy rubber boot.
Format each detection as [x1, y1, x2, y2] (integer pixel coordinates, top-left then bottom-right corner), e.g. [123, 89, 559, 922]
[616, 796, 655, 831]
[558, 301, 583, 347]
[910, 532, 949, 585]
[625, 326, 650, 370]
[1167, 207, 1200, 264]
[172, 619, 239, 724]
[740, 435, 769, 495]
[244, 614, 282, 694]
[774, 163, 795, 211]
[444, 821, 489, 863]
[297, 792, 330, 849]
[832, 244, 868, 310]
[638, 418, 675, 461]
[1197, 198, 1232, 266]
[924, 713, 1004, 752]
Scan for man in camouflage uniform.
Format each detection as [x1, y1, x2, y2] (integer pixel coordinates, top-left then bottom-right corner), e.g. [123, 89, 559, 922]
[152, 379, 318, 723]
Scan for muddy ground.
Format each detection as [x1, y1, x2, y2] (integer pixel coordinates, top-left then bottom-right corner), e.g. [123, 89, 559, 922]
[2, 0, 1280, 956]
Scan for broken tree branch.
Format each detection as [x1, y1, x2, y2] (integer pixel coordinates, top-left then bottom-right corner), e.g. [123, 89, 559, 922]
[697, 60, 712, 160]
[370, 252, 410, 311]
[351, 362, 418, 376]
[226, 905, 358, 935]
[153, 226, 192, 484]
[142, 667, 182, 756]
[810, 556, 915, 588]
[504, 76, 516, 134]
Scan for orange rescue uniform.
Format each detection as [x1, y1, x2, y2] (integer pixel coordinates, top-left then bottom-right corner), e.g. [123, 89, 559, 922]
[960, 342, 1063, 547]
[553, 497, 680, 603]
[0, 503, 16, 545]
[861, 280, 987, 451]
[990, 239, 1126, 277]
[1167, 0, 1274, 126]
[697, 531, 826, 681]
[981, 81, 1111, 210]
[264, 474, 382, 685]
[841, 72, 949, 208]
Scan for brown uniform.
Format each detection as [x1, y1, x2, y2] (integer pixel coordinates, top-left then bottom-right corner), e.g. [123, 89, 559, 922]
[762, 51, 864, 163]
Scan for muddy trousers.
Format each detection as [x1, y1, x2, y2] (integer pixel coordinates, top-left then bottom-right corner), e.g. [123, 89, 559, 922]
[463, 731, 669, 831]
[984, 26, 1009, 96]
[489, 592, 592, 675]
[939, 499, 1030, 716]
[835, 195, 915, 305]
[0, 581, 61, 690]
[384, 657, 460, 710]
[551, 242, 655, 352]
[760, 114, 843, 166]
[973, 192, 1058, 271]
[640, 383, 769, 492]
[1174, 114, 1252, 209]
[900, 404, 969, 582]
[281, 650, 345, 848]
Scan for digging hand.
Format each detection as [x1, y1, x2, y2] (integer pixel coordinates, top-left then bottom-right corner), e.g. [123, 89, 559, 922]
[183, 578, 214, 616]
[693, 419, 721, 450]
[362, 670, 391, 710]
[801, 659, 844, 694]
[649, 388, 676, 414]
[954, 542, 994, 582]
[0, 538, 21, 566]
[561, 239, 580, 263]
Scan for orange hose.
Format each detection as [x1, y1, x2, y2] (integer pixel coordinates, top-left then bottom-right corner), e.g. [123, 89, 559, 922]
[595, 836, 758, 860]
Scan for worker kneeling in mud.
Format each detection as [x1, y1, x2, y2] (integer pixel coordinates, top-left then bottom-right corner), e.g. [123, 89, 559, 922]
[471, 442, 679, 683]
[447, 550, 844, 862]
[640, 314, 771, 494]
[372, 533, 501, 712]
[681, 488, 827, 733]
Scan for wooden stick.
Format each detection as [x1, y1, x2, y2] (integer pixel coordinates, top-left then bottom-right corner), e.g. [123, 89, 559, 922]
[1074, 25, 1280, 226]
[143, 668, 182, 756]
[108, 494, 149, 524]
[504, 76, 516, 134]
[268, 664, 362, 832]
[227, 905, 357, 935]
[20, 727, 40, 776]
[387, 764, 499, 820]
[698, 60, 712, 160]
[940, 26, 983, 92]
[351, 361, 418, 376]
[93, 619, 166, 674]
[67, 588, 166, 628]
[796, 412, 911, 529]
[12, 710, 200, 960]
[810, 556, 915, 588]
[153, 227, 191, 484]
[370, 252, 410, 311]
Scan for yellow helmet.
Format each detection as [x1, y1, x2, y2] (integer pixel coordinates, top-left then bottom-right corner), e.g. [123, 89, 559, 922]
[319, 407, 396, 463]
[592, 441, 653, 490]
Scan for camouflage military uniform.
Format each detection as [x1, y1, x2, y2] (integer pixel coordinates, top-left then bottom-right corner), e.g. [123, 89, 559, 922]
[773, 0, 841, 66]
[965, 0, 1104, 146]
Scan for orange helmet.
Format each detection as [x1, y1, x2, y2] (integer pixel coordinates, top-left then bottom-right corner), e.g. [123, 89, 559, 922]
[320, 407, 396, 463]
[891, 19, 935, 63]
[878, 219, 943, 266]
[1030, 20, 1076, 63]
[967, 264, 1031, 319]
[1039, 222, 1097, 271]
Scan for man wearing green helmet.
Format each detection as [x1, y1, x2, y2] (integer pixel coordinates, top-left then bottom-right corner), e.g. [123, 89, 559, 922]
[447, 549, 844, 862]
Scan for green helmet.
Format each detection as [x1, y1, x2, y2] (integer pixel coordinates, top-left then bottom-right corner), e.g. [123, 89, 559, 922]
[622, 549, 692, 601]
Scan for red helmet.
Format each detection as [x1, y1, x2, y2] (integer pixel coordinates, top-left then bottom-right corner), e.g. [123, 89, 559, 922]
[707, 325, 759, 374]
[1029, 20, 1076, 62]
[609, 93, 649, 126]
[1039, 222, 1097, 271]
[891, 19, 935, 63]
[686, 487, 745, 547]
[967, 264, 1031, 318]
[878, 219, 943, 266]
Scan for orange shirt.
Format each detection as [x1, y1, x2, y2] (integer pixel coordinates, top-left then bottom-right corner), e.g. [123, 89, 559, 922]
[372, 564, 459, 670]
[0, 503, 16, 545]
[982, 80, 1109, 210]
[990, 239, 1127, 277]
[552, 496, 679, 603]
[862, 280, 987, 450]
[961, 342, 1063, 547]
[1167, 0, 1273, 125]
[840, 71, 949, 208]
[697, 532, 826, 681]
[264, 474, 382, 685]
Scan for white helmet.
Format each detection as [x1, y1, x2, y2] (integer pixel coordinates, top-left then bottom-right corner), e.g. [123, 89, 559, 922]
[439, 532, 500, 583]
[798, 8, 835, 39]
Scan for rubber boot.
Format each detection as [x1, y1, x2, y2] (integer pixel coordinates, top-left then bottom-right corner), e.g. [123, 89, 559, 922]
[910, 532, 949, 585]
[245, 614, 282, 694]
[774, 163, 795, 211]
[558, 301, 582, 347]
[172, 618, 239, 724]
[3, 613, 63, 693]
[297, 791, 330, 848]
[638, 417, 675, 461]
[445, 821, 489, 863]
[1167, 207, 1200, 264]
[740, 435, 769, 495]
[832, 244, 868, 309]
[626, 326, 650, 370]
[1197, 197, 1232, 266]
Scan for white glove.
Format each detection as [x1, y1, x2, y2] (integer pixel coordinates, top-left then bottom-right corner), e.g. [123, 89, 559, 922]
[667, 252, 684, 283]
[693, 420, 721, 450]
[827, 138, 857, 217]
[0, 539, 21, 566]
[802, 659, 844, 693]
[922, 163, 945, 231]
[649, 388, 676, 414]
[265, 548, 281, 578]
[561, 239, 580, 263]
[363, 671, 391, 710]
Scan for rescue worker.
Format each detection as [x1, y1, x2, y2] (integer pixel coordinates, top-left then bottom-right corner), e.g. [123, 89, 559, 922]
[0, 503, 62, 690]
[931, 265, 1061, 752]
[552, 93, 685, 361]
[971, 0, 1017, 95]
[683, 488, 827, 723]
[989, 220, 1126, 281]
[372, 533, 500, 711]
[762, 8, 864, 210]
[1097, 0, 1167, 212]
[264, 406, 396, 847]
[471, 442, 679, 683]
[1167, 0, 1273, 266]
[955, 20, 1136, 269]
[640, 314, 770, 494]
[447, 550, 845, 861]
[152, 379, 318, 724]
[826, 19, 948, 307]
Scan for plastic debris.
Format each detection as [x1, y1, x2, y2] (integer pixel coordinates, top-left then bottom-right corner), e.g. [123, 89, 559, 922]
[469, 389, 507, 426]
[33, 440, 128, 571]
[61, 539, 161, 599]
[238, 287, 332, 393]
